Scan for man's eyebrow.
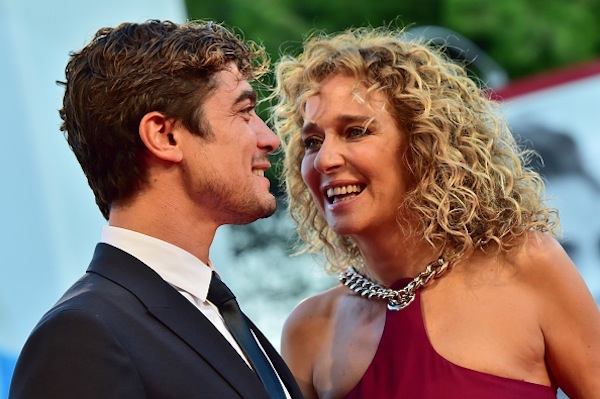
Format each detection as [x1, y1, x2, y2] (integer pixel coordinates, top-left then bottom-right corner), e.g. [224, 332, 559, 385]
[233, 89, 257, 105]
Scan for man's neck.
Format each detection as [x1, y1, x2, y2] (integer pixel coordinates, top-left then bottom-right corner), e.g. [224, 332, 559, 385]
[108, 201, 217, 265]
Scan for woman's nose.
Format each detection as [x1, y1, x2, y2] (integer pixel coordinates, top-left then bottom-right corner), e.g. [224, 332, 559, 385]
[313, 137, 344, 174]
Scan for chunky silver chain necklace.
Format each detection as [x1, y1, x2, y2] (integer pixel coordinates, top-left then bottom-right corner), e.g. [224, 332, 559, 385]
[339, 257, 449, 311]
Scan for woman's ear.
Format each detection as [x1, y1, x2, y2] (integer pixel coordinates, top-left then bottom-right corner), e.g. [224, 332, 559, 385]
[139, 112, 183, 163]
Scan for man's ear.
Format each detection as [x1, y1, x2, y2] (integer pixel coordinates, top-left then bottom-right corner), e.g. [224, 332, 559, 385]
[139, 112, 183, 163]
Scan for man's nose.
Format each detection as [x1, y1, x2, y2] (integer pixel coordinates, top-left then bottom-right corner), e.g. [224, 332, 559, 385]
[254, 116, 280, 153]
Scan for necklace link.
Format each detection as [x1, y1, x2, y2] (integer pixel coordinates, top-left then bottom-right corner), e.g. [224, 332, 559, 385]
[339, 257, 449, 311]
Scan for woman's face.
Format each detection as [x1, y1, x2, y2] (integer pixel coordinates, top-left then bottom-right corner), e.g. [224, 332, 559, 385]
[300, 74, 410, 238]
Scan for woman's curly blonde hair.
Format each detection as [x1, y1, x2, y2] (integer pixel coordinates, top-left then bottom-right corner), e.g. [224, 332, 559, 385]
[272, 27, 558, 273]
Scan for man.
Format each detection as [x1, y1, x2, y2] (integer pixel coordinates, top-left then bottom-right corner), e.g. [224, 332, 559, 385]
[9, 20, 302, 399]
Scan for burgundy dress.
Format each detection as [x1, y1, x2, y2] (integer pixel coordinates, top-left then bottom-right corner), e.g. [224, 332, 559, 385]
[344, 280, 557, 399]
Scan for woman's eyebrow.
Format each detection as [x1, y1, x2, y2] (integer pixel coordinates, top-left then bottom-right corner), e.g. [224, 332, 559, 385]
[301, 114, 378, 135]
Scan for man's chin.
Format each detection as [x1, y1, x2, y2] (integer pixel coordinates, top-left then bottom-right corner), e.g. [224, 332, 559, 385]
[231, 196, 277, 225]
[255, 197, 277, 220]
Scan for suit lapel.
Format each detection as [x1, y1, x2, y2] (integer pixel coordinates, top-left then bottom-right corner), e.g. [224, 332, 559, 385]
[87, 243, 270, 399]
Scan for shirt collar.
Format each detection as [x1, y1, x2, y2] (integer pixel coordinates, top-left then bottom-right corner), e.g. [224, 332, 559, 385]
[100, 225, 213, 302]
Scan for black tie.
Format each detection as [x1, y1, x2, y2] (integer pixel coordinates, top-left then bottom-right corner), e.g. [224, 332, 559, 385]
[207, 272, 287, 399]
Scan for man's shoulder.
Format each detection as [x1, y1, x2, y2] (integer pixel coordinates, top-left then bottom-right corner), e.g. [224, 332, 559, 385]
[38, 263, 147, 329]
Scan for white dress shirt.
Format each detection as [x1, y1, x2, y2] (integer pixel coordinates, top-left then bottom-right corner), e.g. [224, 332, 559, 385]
[100, 226, 291, 398]
[100, 225, 249, 363]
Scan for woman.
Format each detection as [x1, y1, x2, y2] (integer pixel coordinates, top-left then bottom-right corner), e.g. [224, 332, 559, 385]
[272, 27, 600, 399]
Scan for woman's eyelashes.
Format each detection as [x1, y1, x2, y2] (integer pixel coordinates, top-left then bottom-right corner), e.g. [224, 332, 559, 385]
[346, 125, 371, 138]
[303, 136, 322, 150]
[303, 126, 373, 151]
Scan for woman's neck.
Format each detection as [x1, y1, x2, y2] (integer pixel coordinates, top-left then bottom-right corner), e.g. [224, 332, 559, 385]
[352, 228, 439, 287]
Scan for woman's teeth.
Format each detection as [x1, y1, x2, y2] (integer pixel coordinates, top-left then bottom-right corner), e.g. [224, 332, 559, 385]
[326, 185, 363, 203]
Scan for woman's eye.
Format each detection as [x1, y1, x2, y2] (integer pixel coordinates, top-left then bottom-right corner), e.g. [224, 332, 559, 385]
[347, 126, 369, 138]
[303, 137, 322, 150]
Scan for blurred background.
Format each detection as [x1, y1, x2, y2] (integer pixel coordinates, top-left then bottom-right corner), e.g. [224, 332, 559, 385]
[1, 0, 599, 397]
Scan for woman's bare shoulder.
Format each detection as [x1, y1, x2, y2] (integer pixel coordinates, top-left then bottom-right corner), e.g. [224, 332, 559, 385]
[283, 284, 346, 335]
[505, 230, 595, 312]
[515, 231, 600, 397]
[280, 284, 348, 399]
[513, 230, 582, 281]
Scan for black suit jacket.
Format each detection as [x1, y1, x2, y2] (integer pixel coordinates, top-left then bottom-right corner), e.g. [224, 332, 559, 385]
[9, 243, 303, 399]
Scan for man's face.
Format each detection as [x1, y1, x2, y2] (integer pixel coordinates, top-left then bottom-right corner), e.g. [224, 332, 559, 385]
[181, 63, 280, 226]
